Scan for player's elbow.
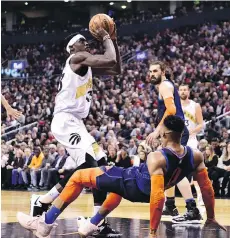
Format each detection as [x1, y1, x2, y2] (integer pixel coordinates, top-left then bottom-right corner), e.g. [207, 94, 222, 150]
[109, 58, 117, 66]
[167, 106, 176, 115]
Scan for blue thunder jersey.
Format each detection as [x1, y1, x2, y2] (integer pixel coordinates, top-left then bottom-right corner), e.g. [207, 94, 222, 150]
[157, 79, 189, 145]
[96, 146, 195, 203]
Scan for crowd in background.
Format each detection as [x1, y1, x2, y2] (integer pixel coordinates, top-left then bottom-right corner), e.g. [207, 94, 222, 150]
[2, 1, 230, 36]
[1, 19, 230, 196]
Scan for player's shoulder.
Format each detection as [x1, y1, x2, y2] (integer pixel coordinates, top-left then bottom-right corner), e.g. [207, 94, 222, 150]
[190, 148, 203, 163]
[147, 150, 166, 165]
[69, 51, 91, 64]
[160, 80, 174, 90]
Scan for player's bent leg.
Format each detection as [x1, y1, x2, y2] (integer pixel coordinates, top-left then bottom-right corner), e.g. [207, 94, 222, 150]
[17, 168, 105, 237]
[78, 193, 122, 237]
[172, 177, 202, 224]
[30, 152, 99, 216]
[163, 186, 179, 217]
[177, 177, 193, 200]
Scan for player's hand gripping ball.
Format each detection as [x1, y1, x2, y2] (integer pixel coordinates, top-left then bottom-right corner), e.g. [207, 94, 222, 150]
[89, 13, 115, 41]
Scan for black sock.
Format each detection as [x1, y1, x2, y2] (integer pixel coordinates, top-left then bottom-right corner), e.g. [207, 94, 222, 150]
[186, 199, 197, 211]
[165, 197, 175, 208]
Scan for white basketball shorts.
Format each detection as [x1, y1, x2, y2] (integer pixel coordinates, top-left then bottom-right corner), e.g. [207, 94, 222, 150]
[51, 112, 96, 166]
[187, 137, 198, 150]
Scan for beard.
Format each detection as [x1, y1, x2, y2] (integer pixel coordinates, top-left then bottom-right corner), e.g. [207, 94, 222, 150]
[150, 75, 162, 85]
[180, 94, 188, 100]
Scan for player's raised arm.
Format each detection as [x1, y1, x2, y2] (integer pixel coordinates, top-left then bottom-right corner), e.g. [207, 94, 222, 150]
[147, 151, 166, 236]
[158, 81, 176, 125]
[70, 28, 116, 68]
[92, 23, 122, 75]
[193, 150, 226, 231]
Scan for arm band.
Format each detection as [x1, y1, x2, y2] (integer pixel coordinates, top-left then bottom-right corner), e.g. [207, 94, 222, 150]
[195, 168, 215, 219]
[159, 97, 176, 125]
[150, 174, 165, 231]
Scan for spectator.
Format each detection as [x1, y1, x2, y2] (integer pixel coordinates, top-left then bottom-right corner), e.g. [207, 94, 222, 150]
[204, 145, 220, 195]
[21, 147, 33, 189]
[39, 146, 56, 189]
[45, 146, 68, 188]
[3, 145, 15, 189]
[115, 147, 132, 168]
[48, 144, 58, 161]
[11, 150, 25, 188]
[198, 139, 208, 153]
[107, 145, 117, 166]
[27, 147, 44, 190]
[127, 139, 137, 156]
[218, 142, 230, 197]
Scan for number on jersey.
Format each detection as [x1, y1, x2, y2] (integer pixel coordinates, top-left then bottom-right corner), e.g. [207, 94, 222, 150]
[57, 73, 65, 92]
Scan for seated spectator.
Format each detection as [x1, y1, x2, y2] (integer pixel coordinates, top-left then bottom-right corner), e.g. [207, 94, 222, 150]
[204, 145, 220, 196]
[39, 146, 57, 189]
[48, 144, 58, 160]
[127, 139, 137, 156]
[11, 150, 25, 189]
[198, 139, 208, 153]
[107, 145, 117, 166]
[2, 145, 15, 189]
[115, 147, 132, 168]
[218, 142, 230, 197]
[44, 146, 68, 189]
[21, 147, 33, 189]
[26, 147, 44, 190]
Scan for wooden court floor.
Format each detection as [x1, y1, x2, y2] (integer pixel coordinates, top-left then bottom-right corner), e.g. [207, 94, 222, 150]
[1, 190, 230, 237]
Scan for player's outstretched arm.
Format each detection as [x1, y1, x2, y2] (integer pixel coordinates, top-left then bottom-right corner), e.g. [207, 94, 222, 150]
[71, 28, 116, 69]
[1, 94, 22, 120]
[193, 150, 226, 231]
[147, 151, 166, 236]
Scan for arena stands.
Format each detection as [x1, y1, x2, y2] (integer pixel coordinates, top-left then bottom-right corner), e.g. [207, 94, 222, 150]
[1, 4, 230, 197]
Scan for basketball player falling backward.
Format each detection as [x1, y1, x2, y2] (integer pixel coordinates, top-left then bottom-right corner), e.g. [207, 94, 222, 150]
[179, 84, 205, 206]
[29, 21, 122, 236]
[146, 61, 202, 224]
[17, 115, 226, 237]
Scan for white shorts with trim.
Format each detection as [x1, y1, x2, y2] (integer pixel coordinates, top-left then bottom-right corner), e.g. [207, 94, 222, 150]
[51, 112, 96, 166]
[187, 137, 198, 150]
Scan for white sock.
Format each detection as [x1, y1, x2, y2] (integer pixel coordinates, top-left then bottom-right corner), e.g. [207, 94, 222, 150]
[93, 206, 101, 216]
[39, 186, 60, 204]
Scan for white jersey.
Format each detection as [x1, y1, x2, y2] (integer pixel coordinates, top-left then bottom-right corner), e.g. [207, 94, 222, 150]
[182, 100, 198, 149]
[54, 54, 93, 119]
[182, 100, 197, 132]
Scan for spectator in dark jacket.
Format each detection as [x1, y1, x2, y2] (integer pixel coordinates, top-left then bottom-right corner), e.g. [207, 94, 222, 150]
[115, 147, 132, 168]
[204, 145, 220, 195]
[11, 150, 25, 188]
[43, 146, 67, 189]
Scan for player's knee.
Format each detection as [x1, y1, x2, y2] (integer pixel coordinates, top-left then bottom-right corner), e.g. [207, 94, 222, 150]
[69, 170, 82, 184]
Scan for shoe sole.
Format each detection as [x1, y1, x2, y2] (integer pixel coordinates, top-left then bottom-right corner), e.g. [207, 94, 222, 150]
[172, 219, 202, 224]
[30, 194, 41, 216]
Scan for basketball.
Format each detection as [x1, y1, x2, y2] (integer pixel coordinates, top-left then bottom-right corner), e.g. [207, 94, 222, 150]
[89, 13, 115, 40]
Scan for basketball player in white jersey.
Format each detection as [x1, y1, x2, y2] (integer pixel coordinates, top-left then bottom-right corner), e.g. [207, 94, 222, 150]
[27, 26, 122, 236]
[179, 84, 204, 206]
